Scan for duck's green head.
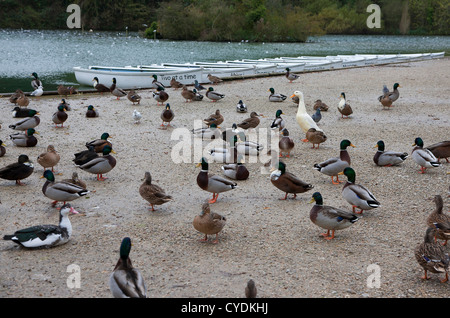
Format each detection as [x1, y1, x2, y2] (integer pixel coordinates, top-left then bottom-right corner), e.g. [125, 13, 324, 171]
[413, 137, 424, 148]
[101, 132, 110, 140]
[309, 192, 323, 205]
[196, 157, 209, 170]
[339, 167, 356, 183]
[277, 161, 286, 174]
[112, 77, 117, 83]
[102, 145, 115, 155]
[275, 109, 284, 117]
[340, 92, 346, 99]
[43, 169, 55, 182]
[340, 139, 355, 150]
[165, 104, 171, 110]
[268, 88, 275, 94]
[286, 68, 291, 72]
[119, 237, 132, 260]
[193, 89, 198, 93]
[210, 123, 218, 129]
[31, 72, 39, 79]
[88, 105, 94, 110]
[18, 154, 30, 164]
[281, 128, 289, 136]
[58, 105, 66, 112]
[375, 140, 385, 151]
[152, 74, 158, 80]
[0, 140, 5, 147]
[208, 87, 214, 91]
[393, 83, 400, 89]
[26, 128, 37, 136]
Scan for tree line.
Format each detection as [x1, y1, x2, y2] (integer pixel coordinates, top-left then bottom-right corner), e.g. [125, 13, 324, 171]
[1, 0, 448, 41]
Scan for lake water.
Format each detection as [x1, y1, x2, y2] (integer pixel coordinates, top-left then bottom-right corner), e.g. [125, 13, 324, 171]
[0, 29, 449, 93]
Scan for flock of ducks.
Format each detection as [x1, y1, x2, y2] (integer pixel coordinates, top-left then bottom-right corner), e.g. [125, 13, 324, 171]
[0, 65, 449, 297]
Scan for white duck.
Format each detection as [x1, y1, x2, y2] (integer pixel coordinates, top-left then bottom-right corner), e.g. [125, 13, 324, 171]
[291, 91, 322, 142]
[30, 85, 44, 99]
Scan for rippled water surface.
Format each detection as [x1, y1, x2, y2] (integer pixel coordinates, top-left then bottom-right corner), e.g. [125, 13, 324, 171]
[1, 29, 449, 93]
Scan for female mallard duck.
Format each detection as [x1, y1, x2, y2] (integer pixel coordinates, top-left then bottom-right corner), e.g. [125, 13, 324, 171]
[285, 67, 299, 83]
[427, 195, 450, 246]
[160, 103, 175, 127]
[17, 92, 30, 107]
[139, 171, 173, 211]
[268, 88, 287, 102]
[52, 105, 68, 128]
[414, 227, 449, 283]
[309, 192, 359, 240]
[12, 107, 39, 118]
[0, 154, 34, 185]
[8, 115, 40, 131]
[236, 100, 247, 113]
[245, 279, 257, 298]
[313, 139, 355, 184]
[30, 85, 44, 100]
[204, 109, 224, 127]
[192, 89, 204, 101]
[62, 172, 87, 189]
[270, 161, 314, 200]
[373, 140, 408, 166]
[109, 237, 147, 298]
[92, 77, 110, 94]
[291, 91, 322, 142]
[110, 78, 127, 100]
[237, 112, 261, 130]
[170, 77, 183, 89]
[339, 167, 380, 214]
[31, 72, 42, 90]
[57, 85, 77, 97]
[196, 157, 238, 204]
[86, 105, 99, 118]
[77, 145, 116, 181]
[3, 203, 79, 249]
[73, 145, 98, 166]
[195, 80, 206, 91]
[153, 86, 169, 106]
[86, 132, 112, 153]
[378, 83, 400, 105]
[151, 74, 165, 90]
[42, 170, 89, 207]
[338, 92, 353, 119]
[181, 86, 196, 102]
[270, 109, 286, 131]
[10, 128, 38, 147]
[127, 90, 141, 105]
[221, 155, 249, 180]
[207, 73, 223, 84]
[314, 99, 329, 111]
[206, 87, 225, 102]
[412, 137, 441, 173]
[192, 124, 221, 140]
[0, 140, 5, 157]
[10, 89, 24, 105]
[306, 128, 327, 149]
[426, 141, 450, 163]
[37, 145, 60, 173]
[279, 128, 294, 158]
[193, 202, 227, 244]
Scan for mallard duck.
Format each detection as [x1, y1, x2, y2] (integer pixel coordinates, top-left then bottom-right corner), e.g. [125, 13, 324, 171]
[245, 279, 257, 298]
[314, 139, 355, 184]
[62, 172, 87, 189]
[379, 92, 393, 109]
[209, 136, 238, 164]
[306, 128, 327, 149]
[236, 137, 263, 156]
[373, 140, 408, 166]
[195, 80, 206, 91]
[0, 154, 34, 185]
[181, 85, 196, 102]
[77, 145, 116, 181]
[8, 115, 40, 131]
[58, 98, 71, 111]
[204, 109, 224, 127]
[86, 105, 99, 118]
[57, 85, 77, 97]
[291, 91, 322, 141]
[270, 161, 313, 200]
[221, 123, 246, 144]
[170, 77, 183, 89]
[127, 90, 141, 105]
[152, 86, 169, 106]
[73, 146, 98, 166]
[52, 105, 68, 128]
[31, 72, 42, 90]
[378, 83, 400, 104]
[0, 140, 5, 157]
[268, 88, 286, 102]
[279, 128, 295, 158]
[151, 74, 165, 90]
[206, 87, 225, 102]
[42, 170, 89, 207]
[311, 108, 321, 123]
[309, 192, 359, 240]
[285, 67, 299, 83]
[10, 89, 24, 105]
[193, 201, 226, 244]
[17, 92, 29, 107]
[139, 171, 173, 211]
[192, 89, 204, 101]
[92, 77, 110, 94]
[221, 155, 249, 180]
[110, 78, 127, 100]
[12, 107, 39, 118]
[414, 227, 449, 283]
[338, 92, 353, 119]
[109, 237, 147, 298]
[10, 128, 38, 147]
[192, 124, 221, 139]
[314, 99, 329, 111]
[426, 141, 450, 163]
[86, 132, 112, 153]
[339, 167, 380, 214]
[427, 195, 450, 246]
[30, 85, 43, 100]
[3, 203, 79, 249]
[207, 73, 223, 84]
[160, 103, 174, 127]
[412, 137, 441, 173]
[196, 157, 238, 203]
[37, 145, 60, 173]
[236, 100, 247, 113]
[270, 109, 286, 131]
[237, 112, 261, 130]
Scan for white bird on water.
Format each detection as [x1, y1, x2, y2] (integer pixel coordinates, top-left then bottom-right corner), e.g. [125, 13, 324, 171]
[133, 109, 142, 124]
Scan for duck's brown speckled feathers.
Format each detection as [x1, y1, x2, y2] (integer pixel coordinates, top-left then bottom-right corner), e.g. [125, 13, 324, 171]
[139, 171, 172, 211]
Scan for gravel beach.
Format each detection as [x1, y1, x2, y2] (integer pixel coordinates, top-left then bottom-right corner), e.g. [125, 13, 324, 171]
[0, 57, 449, 298]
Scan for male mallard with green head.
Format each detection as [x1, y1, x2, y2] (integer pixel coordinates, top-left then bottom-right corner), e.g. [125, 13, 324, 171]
[270, 161, 313, 200]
